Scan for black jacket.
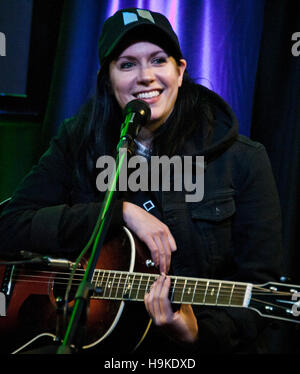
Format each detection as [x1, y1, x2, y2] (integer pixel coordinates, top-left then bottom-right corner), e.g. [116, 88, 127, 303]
[0, 86, 282, 354]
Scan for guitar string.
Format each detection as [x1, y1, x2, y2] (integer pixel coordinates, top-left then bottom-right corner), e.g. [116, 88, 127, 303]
[6, 277, 297, 314]
[9, 271, 271, 292]
[8, 273, 295, 297]
[4, 277, 257, 302]
[7, 267, 295, 296]
[250, 297, 295, 312]
[9, 270, 293, 296]
[7, 267, 293, 294]
[7, 267, 277, 292]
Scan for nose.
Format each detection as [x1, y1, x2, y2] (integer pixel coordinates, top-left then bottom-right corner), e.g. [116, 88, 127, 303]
[137, 65, 155, 85]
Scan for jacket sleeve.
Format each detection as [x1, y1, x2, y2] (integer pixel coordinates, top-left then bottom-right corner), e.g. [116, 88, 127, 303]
[0, 120, 125, 259]
[191, 143, 282, 353]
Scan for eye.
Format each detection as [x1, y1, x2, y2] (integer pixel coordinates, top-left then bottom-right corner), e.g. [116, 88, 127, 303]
[152, 56, 167, 65]
[119, 61, 135, 70]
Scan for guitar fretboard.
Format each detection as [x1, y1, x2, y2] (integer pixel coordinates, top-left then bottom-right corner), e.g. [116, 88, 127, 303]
[90, 270, 252, 307]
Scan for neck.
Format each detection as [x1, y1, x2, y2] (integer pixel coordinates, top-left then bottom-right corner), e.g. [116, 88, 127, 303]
[90, 269, 252, 308]
[136, 127, 154, 147]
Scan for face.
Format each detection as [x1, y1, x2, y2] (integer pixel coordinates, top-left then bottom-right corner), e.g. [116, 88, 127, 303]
[109, 41, 187, 131]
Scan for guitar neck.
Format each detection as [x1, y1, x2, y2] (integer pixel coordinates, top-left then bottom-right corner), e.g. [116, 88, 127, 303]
[91, 269, 252, 308]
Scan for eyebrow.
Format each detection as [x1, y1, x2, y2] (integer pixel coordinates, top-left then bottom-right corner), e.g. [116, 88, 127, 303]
[117, 50, 168, 60]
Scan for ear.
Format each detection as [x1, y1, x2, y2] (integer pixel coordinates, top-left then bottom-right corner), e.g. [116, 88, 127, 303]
[177, 59, 187, 87]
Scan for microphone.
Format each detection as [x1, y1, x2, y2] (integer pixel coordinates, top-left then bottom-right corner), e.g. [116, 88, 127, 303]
[120, 99, 151, 142]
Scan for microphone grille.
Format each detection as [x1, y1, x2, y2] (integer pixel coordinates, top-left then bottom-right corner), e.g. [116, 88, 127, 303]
[123, 99, 151, 125]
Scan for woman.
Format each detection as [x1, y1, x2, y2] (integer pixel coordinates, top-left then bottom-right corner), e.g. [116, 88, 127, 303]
[0, 8, 282, 354]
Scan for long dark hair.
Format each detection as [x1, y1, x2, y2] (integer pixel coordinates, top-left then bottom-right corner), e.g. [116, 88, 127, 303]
[71, 64, 215, 193]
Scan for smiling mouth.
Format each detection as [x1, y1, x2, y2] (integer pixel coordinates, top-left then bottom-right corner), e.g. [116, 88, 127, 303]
[135, 90, 162, 99]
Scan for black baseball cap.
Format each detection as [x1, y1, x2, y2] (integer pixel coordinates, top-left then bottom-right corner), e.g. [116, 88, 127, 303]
[98, 8, 183, 66]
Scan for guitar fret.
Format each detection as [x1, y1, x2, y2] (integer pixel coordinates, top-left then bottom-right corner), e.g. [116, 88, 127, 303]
[135, 274, 148, 300]
[140, 274, 148, 300]
[216, 282, 221, 303]
[172, 278, 185, 303]
[205, 281, 221, 304]
[137, 274, 143, 300]
[113, 272, 122, 299]
[180, 279, 187, 303]
[203, 281, 209, 303]
[193, 281, 205, 303]
[181, 279, 197, 303]
[91, 271, 96, 289]
[229, 283, 235, 305]
[118, 273, 127, 299]
[100, 270, 106, 285]
[217, 282, 232, 305]
[192, 280, 198, 303]
[123, 274, 134, 299]
[145, 275, 152, 294]
[108, 272, 116, 298]
[126, 274, 135, 299]
[116, 272, 124, 299]
[129, 274, 135, 299]
[122, 273, 130, 299]
[95, 269, 100, 289]
[103, 271, 112, 297]
[231, 284, 247, 306]
[170, 278, 177, 302]
[98, 270, 105, 291]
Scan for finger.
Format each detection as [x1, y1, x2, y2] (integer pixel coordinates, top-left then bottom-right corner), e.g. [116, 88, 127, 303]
[167, 230, 177, 252]
[152, 275, 166, 318]
[151, 275, 173, 325]
[153, 235, 168, 273]
[144, 287, 151, 315]
[158, 276, 173, 319]
[159, 231, 172, 273]
[144, 236, 160, 268]
[144, 276, 162, 319]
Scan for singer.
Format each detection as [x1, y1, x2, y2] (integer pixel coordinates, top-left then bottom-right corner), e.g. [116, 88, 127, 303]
[0, 8, 282, 354]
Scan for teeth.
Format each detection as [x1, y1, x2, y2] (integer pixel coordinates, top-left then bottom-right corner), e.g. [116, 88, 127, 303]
[136, 90, 160, 99]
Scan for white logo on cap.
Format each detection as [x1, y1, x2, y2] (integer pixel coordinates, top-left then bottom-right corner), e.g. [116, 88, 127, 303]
[122, 10, 155, 26]
[137, 9, 155, 23]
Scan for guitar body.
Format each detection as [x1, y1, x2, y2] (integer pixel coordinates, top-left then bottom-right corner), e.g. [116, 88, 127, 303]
[0, 228, 156, 354]
[2, 228, 300, 354]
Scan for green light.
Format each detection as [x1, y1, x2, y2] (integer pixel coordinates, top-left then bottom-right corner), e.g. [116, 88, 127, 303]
[0, 92, 27, 98]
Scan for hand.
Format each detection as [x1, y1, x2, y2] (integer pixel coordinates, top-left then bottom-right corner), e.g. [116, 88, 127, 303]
[123, 201, 176, 273]
[144, 274, 198, 344]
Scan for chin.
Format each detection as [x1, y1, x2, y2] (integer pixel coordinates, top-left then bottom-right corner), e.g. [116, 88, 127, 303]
[146, 120, 163, 132]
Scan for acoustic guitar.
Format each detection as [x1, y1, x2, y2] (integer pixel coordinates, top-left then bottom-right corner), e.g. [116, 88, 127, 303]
[1, 227, 300, 354]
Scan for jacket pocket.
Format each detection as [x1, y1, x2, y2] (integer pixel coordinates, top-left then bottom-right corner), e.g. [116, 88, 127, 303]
[190, 196, 236, 222]
[189, 193, 236, 277]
